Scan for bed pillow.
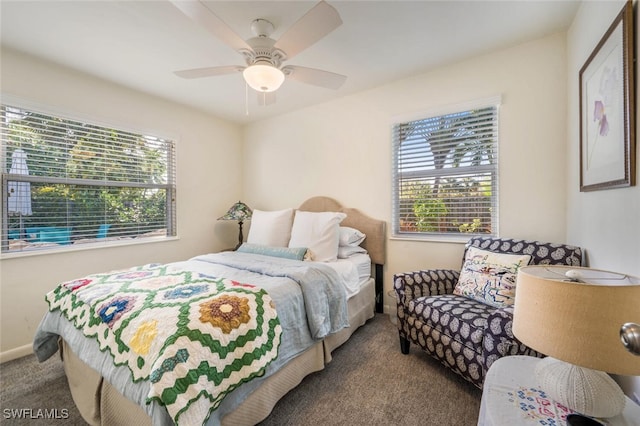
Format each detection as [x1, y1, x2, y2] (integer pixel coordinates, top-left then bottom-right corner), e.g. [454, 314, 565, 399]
[339, 226, 366, 247]
[246, 208, 294, 247]
[338, 244, 367, 259]
[288, 211, 347, 262]
[237, 243, 307, 261]
[453, 246, 532, 307]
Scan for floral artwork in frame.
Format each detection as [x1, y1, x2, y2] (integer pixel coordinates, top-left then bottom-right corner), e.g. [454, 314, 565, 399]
[579, 0, 635, 192]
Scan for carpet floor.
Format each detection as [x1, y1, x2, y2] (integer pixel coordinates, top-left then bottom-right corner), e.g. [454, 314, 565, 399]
[0, 314, 481, 425]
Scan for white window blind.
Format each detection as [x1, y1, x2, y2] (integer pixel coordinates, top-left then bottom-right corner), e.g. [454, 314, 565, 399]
[392, 103, 499, 239]
[1, 104, 176, 253]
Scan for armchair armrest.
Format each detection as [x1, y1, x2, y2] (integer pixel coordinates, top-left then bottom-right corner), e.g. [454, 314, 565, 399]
[393, 269, 459, 307]
[482, 306, 543, 373]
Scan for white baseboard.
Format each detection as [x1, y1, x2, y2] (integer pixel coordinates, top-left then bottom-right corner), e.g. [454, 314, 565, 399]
[0, 344, 33, 363]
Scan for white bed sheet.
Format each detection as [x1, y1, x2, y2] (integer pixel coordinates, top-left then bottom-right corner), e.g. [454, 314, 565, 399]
[323, 253, 372, 298]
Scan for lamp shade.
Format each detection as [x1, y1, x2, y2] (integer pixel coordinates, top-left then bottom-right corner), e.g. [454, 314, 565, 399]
[513, 265, 640, 375]
[242, 63, 285, 92]
[218, 201, 253, 222]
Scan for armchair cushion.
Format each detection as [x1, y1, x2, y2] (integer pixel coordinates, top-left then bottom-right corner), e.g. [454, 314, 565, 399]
[453, 247, 532, 308]
[409, 294, 494, 353]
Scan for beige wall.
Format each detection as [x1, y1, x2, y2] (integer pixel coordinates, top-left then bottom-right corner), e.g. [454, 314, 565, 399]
[566, 0, 640, 400]
[567, 0, 640, 276]
[243, 32, 569, 310]
[0, 48, 243, 358]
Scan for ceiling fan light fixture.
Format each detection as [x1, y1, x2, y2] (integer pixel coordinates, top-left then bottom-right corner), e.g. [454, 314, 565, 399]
[243, 64, 285, 92]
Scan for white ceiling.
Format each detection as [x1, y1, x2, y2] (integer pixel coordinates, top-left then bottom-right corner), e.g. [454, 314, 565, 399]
[0, 0, 581, 124]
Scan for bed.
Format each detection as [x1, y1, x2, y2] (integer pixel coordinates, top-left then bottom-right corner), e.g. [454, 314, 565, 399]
[33, 196, 385, 426]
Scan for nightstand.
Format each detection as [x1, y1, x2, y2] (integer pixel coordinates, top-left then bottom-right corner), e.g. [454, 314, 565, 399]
[478, 356, 640, 426]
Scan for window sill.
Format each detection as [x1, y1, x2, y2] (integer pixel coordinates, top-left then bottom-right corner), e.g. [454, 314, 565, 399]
[390, 234, 476, 244]
[0, 235, 179, 260]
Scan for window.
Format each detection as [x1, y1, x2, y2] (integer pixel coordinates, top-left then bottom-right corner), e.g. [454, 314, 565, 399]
[392, 101, 499, 240]
[1, 104, 176, 253]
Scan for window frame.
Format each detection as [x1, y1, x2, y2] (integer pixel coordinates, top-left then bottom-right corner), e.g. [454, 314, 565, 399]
[391, 97, 500, 242]
[0, 99, 177, 256]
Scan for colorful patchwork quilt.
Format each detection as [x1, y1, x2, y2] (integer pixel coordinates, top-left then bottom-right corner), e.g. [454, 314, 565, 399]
[45, 263, 282, 426]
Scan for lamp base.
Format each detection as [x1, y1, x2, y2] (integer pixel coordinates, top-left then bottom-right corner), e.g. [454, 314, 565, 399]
[535, 357, 626, 418]
[566, 414, 605, 426]
[236, 220, 244, 250]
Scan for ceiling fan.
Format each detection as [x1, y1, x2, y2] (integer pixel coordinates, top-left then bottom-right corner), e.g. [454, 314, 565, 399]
[170, 0, 347, 102]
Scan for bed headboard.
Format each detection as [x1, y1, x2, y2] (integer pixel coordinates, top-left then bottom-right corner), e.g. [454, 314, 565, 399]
[298, 196, 386, 312]
[298, 196, 386, 265]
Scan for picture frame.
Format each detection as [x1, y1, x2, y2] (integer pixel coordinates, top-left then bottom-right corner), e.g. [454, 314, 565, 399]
[579, 0, 635, 192]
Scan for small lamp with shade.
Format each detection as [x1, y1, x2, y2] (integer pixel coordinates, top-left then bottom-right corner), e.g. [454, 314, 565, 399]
[218, 201, 253, 250]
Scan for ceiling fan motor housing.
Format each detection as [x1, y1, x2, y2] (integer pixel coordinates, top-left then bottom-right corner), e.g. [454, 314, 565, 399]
[239, 19, 286, 68]
[242, 36, 285, 68]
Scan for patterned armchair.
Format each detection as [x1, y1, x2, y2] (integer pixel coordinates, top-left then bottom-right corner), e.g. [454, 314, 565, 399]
[393, 236, 583, 388]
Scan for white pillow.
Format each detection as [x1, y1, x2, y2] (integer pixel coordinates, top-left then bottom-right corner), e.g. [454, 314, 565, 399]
[246, 208, 294, 247]
[339, 226, 366, 247]
[288, 211, 347, 262]
[338, 244, 367, 259]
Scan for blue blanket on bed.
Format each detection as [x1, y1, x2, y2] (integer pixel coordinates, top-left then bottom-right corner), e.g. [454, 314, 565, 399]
[192, 252, 349, 339]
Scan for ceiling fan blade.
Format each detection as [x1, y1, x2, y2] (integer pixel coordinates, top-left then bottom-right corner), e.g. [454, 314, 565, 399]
[174, 65, 244, 79]
[274, 1, 342, 60]
[282, 65, 346, 90]
[170, 0, 252, 53]
[257, 91, 276, 107]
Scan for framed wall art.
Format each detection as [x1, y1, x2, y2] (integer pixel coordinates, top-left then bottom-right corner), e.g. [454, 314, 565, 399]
[579, 0, 635, 192]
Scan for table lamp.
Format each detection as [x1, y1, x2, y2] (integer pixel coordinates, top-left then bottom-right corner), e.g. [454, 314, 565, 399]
[218, 201, 252, 249]
[513, 265, 640, 419]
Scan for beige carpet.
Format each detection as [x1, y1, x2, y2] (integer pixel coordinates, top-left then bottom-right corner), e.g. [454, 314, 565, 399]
[0, 314, 481, 425]
[259, 314, 481, 425]
[0, 349, 83, 425]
